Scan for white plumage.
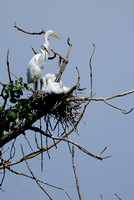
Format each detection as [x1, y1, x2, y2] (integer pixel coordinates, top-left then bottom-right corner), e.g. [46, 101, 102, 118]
[26, 30, 60, 90]
[40, 73, 71, 94]
[27, 45, 49, 90]
[43, 30, 60, 51]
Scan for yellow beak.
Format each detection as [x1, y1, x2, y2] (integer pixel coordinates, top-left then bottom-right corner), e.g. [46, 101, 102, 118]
[53, 33, 60, 39]
[46, 48, 50, 54]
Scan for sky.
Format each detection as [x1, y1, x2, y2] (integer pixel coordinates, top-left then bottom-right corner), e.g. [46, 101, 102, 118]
[0, 0, 134, 199]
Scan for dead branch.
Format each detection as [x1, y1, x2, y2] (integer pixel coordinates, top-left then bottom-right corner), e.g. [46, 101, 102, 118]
[0, 153, 6, 191]
[55, 37, 72, 82]
[14, 22, 45, 35]
[7, 166, 72, 200]
[89, 43, 95, 97]
[21, 144, 53, 200]
[47, 136, 111, 160]
[100, 193, 103, 200]
[114, 193, 122, 200]
[30, 127, 111, 160]
[98, 146, 108, 157]
[72, 145, 82, 200]
[6, 49, 11, 82]
[0, 128, 111, 170]
[31, 47, 38, 54]
[67, 88, 134, 114]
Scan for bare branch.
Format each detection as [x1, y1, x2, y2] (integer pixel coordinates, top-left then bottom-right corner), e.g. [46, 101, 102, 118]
[14, 22, 45, 35]
[100, 193, 103, 200]
[72, 145, 82, 200]
[67, 88, 134, 114]
[114, 193, 122, 200]
[0, 153, 6, 190]
[6, 49, 11, 82]
[7, 167, 72, 200]
[98, 146, 108, 157]
[55, 37, 72, 82]
[89, 43, 95, 98]
[31, 47, 38, 54]
[21, 144, 53, 200]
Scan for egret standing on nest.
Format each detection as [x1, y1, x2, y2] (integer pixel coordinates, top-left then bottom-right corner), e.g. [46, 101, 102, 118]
[27, 45, 50, 90]
[27, 30, 60, 90]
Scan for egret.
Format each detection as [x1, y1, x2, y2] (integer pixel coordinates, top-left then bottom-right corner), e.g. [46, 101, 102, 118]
[27, 45, 50, 90]
[44, 30, 60, 51]
[40, 73, 71, 94]
[27, 30, 60, 90]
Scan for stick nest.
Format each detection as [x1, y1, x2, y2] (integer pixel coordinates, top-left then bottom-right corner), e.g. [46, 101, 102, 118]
[29, 89, 83, 136]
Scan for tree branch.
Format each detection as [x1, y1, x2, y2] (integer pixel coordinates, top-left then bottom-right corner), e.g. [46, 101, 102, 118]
[21, 144, 53, 200]
[114, 193, 122, 200]
[7, 166, 72, 200]
[14, 22, 45, 35]
[72, 145, 82, 200]
[55, 37, 72, 82]
[6, 49, 11, 82]
[89, 43, 95, 98]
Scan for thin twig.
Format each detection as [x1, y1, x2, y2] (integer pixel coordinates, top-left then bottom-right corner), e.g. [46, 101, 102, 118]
[89, 43, 95, 98]
[7, 166, 72, 200]
[72, 146, 82, 200]
[114, 193, 122, 200]
[20, 144, 53, 200]
[31, 47, 38, 54]
[6, 49, 11, 82]
[25, 127, 111, 161]
[100, 193, 103, 200]
[98, 146, 108, 157]
[0, 153, 6, 190]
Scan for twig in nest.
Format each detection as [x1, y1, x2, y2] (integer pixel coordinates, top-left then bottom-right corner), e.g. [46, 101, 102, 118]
[14, 22, 45, 35]
[72, 145, 82, 200]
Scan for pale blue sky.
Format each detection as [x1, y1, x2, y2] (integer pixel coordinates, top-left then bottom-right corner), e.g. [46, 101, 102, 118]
[1, 0, 134, 199]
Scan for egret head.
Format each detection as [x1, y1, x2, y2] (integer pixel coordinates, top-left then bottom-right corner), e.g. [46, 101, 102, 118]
[40, 44, 50, 54]
[45, 30, 60, 39]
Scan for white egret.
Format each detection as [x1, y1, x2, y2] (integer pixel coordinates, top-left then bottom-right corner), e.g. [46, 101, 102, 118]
[27, 45, 50, 90]
[40, 73, 71, 94]
[44, 30, 60, 51]
[27, 30, 60, 90]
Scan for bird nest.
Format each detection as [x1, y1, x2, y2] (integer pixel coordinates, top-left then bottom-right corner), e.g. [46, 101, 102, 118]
[29, 87, 83, 136]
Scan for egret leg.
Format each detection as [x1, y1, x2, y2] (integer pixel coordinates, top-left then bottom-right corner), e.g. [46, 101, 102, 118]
[34, 81, 38, 90]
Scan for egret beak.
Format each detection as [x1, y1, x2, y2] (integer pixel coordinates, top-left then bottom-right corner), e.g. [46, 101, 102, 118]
[46, 48, 50, 54]
[53, 33, 60, 39]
